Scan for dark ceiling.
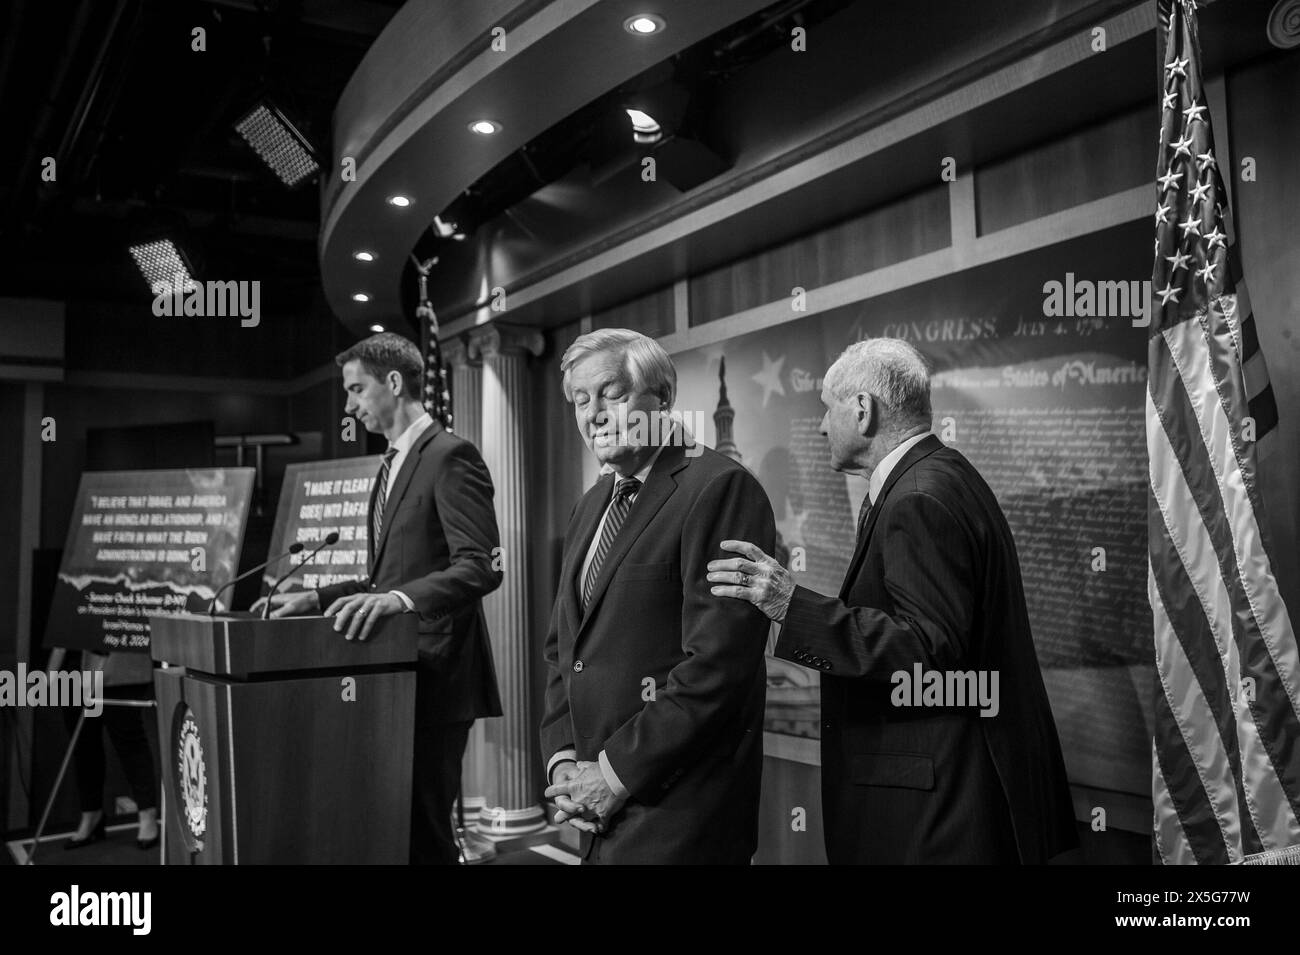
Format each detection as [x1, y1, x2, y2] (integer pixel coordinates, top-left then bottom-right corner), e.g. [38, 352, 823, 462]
[412, 0, 1291, 331]
[0, 0, 401, 316]
[0, 0, 1291, 354]
[1, 0, 856, 329]
[410, 0, 858, 265]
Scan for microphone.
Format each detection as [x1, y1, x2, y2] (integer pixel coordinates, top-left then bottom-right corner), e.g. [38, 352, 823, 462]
[262, 532, 340, 619]
[207, 543, 304, 616]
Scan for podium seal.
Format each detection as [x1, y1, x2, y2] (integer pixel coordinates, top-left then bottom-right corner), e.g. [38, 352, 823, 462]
[171, 704, 209, 853]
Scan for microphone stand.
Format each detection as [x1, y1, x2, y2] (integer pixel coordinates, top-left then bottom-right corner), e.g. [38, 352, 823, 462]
[262, 532, 339, 619]
[207, 543, 304, 615]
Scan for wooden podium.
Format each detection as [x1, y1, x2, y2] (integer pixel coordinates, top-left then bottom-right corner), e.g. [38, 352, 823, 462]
[149, 611, 417, 864]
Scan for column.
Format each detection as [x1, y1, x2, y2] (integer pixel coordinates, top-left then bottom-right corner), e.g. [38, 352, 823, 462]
[443, 335, 491, 824]
[470, 323, 546, 836]
[444, 335, 482, 448]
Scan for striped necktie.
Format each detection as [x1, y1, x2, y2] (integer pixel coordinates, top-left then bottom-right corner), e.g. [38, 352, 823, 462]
[856, 494, 873, 539]
[582, 477, 641, 611]
[371, 447, 399, 549]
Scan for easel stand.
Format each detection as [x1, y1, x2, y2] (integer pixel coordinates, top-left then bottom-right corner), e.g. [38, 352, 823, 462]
[26, 697, 157, 866]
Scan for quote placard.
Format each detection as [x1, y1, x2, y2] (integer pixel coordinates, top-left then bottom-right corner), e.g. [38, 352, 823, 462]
[44, 468, 255, 653]
[263, 457, 381, 596]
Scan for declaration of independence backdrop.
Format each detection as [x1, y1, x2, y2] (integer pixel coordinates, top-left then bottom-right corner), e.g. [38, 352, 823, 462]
[675, 220, 1152, 797]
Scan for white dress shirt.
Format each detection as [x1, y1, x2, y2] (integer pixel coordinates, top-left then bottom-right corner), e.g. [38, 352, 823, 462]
[867, 431, 930, 507]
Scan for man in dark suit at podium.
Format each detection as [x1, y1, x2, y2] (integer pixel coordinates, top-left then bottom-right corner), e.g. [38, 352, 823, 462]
[261, 332, 503, 865]
[709, 338, 1077, 864]
[540, 329, 775, 864]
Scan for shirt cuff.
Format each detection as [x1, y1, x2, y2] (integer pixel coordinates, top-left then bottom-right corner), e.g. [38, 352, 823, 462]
[547, 749, 577, 783]
[598, 750, 629, 800]
[389, 590, 415, 612]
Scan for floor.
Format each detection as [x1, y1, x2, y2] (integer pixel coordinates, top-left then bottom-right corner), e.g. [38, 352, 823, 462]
[6, 821, 157, 866]
[4, 824, 581, 866]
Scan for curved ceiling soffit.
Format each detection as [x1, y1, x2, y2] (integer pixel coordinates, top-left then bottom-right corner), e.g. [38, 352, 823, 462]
[320, 0, 776, 337]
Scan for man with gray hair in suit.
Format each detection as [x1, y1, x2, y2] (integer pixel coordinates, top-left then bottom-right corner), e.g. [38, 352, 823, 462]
[710, 337, 1077, 864]
[540, 328, 776, 864]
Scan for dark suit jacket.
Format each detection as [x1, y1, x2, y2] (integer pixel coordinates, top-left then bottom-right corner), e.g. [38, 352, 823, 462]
[777, 434, 1077, 864]
[317, 425, 503, 724]
[540, 441, 775, 864]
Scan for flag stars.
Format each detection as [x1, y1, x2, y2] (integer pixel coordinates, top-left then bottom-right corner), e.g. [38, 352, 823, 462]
[1157, 168, 1184, 192]
[1165, 57, 1188, 80]
[1170, 135, 1195, 160]
[1196, 261, 1216, 285]
[1204, 227, 1226, 251]
[1196, 151, 1217, 173]
[1182, 102, 1207, 124]
[1165, 250, 1191, 273]
[1155, 203, 1173, 226]
[1178, 214, 1202, 238]
[750, 352, 787, 406]
[1162, 90, 1178, 111]
[1156, 282, 1183, 306]
[1188, 180, 1212, 205]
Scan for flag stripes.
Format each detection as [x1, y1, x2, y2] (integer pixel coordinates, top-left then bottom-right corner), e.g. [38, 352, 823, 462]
[1148, 4, 1297, 863]
[1153, 739, 1195, 864]
[1149, 316, 1300, 860]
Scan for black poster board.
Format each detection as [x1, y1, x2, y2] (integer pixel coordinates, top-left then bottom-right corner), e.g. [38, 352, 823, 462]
[262, 457, 381, 596]
[43, 468, 255, 653]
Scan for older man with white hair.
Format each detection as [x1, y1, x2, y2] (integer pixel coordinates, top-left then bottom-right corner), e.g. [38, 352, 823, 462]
[540, 328, 776, 864]
[709, 337, 1078, 864]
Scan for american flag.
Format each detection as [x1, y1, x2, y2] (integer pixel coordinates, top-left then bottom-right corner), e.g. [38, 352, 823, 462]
[1149, 0, 1299, 864]
[419, 300, 452, 431]
[413, 255, 453, 430]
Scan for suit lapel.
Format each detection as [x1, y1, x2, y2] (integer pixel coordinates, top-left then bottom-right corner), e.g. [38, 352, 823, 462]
[840, 434, 944, 596]
[576, 441, 689, 638]
[560, 473, 613, 631]
[371, 424, 441, 573]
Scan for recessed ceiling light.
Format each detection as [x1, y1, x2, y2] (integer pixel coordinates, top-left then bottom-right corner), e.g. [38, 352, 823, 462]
[387, 195, 412, 207]
[354, 251, 375, 262]
[369, 324, 385, 333]
[624, 14, 665, 35]
[468, 120, 501, 135]
[626, 108, 662, 144]
[353, 293, 370, 302]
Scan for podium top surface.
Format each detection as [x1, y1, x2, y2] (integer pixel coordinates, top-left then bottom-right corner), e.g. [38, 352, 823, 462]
[148, 612, 418, 678]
